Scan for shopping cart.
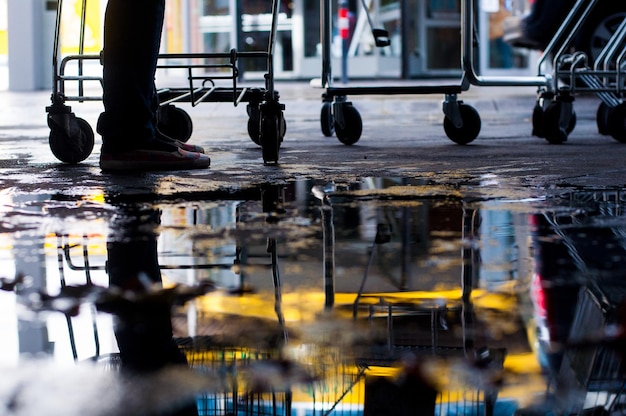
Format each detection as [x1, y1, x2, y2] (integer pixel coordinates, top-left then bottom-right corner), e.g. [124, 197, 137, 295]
[318, 0, 549, 146]
[507, 0, 626, 145]
[319, 0, 626, 147]
[46, 0, 286, 166]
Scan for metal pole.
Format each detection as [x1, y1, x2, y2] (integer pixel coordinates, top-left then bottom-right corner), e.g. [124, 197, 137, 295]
[52, 0, 64, 95]
[342, 38, 348, 83]
[339, 0, 349, 83]
[321, 0, 333, 87]
[322, 202, 335, 310]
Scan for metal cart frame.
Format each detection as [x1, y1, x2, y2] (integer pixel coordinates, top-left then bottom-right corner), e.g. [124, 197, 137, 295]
[46, 0, 286, 165]
[319, 0, 549, 146]
[509, 0, 626, 145]
[319, 0, 626, 147]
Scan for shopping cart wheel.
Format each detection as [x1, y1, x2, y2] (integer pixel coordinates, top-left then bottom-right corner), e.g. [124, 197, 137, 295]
[532, 91, 556, 139]
[157, 105, 193, 143]
[261, 116, 280, 164]
[443, 103, 481, 145]
[542, 101, 575, 144]
[247, 104, 261, 145]
[567, 112, 576, 134]
[334, 103, 362, 145]
[607, 103, 626, 143]
[532, 102, 545, 138]
[248, 117, 261, 145]
[596, 102, 612, 136]
[321, 102, 334, 137]
[48, 116, 94, 164]
[260, 104, 285, 164]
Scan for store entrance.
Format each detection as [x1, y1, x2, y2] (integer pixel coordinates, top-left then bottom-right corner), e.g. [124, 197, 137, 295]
[405, 0, 463, 77]
[198, 0, 295, 78]
[297, 0, 402, 79]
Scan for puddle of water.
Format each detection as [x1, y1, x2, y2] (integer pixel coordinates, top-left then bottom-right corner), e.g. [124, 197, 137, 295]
[0, 180, 626, 415]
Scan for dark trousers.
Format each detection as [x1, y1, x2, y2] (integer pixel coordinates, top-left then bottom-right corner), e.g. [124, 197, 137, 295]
[97, 0, 165, 152]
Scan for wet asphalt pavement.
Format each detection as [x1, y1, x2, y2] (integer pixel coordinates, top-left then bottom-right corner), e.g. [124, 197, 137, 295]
[2, 79, 626, 415]
[2, 79, 626, 196]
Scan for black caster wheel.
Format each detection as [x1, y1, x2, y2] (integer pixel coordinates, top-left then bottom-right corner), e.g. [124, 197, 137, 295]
[596, 102, 612, 136]
[335, 103, 362, 145]
[608, 102, 626, 143]
[279, 112, 287, 141]
[532, 102, 545, 138]
[260, 106, 284, 164]
[49, 116, 94, 164]
[533, 91, 558, 139]
[157, 104, 193, 142]
[261, 116, 280, 164]
[443, 103, 481, 145]
[247, 104, 261, 145]
[568, 111, 577, 134]
[321, 101, 334, 137]
[542, 101, 575, 144]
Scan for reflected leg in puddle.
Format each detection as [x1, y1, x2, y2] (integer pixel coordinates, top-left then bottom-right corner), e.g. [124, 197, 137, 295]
[106, 206, 199, 415]
[364, 355, 438, 416]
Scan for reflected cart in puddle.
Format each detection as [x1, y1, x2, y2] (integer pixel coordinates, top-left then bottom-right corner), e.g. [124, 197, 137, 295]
[11, 180, 626, 415]
[48, 179, 521, 415]
[529, 190, 626, 416]
[314, 178, 515, 416]
[52, 186, 299, 415]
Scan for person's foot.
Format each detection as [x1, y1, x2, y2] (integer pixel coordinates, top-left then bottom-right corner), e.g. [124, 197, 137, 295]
[100, 146, 210, 172]
[156, 129, 205, 154]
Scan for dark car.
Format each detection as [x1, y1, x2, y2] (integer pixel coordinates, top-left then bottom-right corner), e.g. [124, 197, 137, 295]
[503, 0, 626, 64]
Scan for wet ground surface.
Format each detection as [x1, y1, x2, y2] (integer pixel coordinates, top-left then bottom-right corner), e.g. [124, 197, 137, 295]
[1, 81, 626, 415]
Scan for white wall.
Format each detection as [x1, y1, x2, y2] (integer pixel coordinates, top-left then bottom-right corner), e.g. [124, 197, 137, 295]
[7, 0, 55, 91]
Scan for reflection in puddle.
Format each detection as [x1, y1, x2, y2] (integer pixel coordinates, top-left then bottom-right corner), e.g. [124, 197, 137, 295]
[1, 181, 626, 415]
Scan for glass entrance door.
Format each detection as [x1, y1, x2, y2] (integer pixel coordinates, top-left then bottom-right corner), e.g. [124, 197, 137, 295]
[198, 0, 295, 78]
[298, 0, 402, 79]
[406, 0, 462, 77]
